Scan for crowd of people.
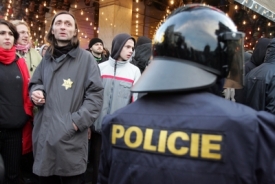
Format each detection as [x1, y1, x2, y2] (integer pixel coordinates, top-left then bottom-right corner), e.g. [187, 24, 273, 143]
[1, 3, 275, 184]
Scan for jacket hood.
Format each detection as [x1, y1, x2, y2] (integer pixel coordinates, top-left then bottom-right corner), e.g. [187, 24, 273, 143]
[111, 33, 135, 60]
[132, 43, 152, 73]
[39, 44, 49, 56]
[250, 38, 270, 66]
[264, 38, 275, 63]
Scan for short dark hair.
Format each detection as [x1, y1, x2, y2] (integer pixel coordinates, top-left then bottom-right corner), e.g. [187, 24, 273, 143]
[0, 19, 19, 44]
[46, 11, 79, 54]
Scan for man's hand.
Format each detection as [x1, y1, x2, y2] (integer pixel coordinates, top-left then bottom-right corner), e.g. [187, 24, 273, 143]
[31, 90, 45, 105]
[73, 123, 78, 131]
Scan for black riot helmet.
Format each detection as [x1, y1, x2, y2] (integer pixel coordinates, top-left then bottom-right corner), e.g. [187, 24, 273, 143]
[132, 4, 245, 93]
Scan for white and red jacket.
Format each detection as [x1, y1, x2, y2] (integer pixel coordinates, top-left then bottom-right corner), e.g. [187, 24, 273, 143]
[93, 57, 141, 132]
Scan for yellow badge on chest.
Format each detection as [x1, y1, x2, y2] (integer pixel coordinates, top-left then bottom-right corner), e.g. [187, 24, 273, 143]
[62, 78, 73, 90]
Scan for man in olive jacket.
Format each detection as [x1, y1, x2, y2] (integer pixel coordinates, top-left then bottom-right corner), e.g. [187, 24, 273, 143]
[29, 11, 103, 184]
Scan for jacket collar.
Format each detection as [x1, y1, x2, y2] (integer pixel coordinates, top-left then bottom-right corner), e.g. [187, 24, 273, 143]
[108, 56, 131, 67]
[44, 46, 79, 61]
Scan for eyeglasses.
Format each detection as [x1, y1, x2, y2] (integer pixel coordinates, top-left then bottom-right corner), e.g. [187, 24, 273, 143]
[18, 31, 30, 36]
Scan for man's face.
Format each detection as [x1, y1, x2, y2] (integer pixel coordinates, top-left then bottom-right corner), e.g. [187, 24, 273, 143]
[90, 42, 103, 55]
[51, 14, 76, 46]
[118, 39, 134, 61]
[16, 24, 30, 46]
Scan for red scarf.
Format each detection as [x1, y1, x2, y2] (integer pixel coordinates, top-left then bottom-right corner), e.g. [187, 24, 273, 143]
[16, 58, 33, 116]
[0, 46, 16, 64]
[17, 57, 33, 155]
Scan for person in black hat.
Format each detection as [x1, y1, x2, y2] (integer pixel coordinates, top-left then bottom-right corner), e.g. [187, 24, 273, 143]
[88, 37, 108, 64]
[131, 36, 152, 74]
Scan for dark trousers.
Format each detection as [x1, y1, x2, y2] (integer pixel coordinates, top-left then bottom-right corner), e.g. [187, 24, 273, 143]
[89, 131, 102, 184]
[39, 173, 85, 184]
[0, 128, 22, 184]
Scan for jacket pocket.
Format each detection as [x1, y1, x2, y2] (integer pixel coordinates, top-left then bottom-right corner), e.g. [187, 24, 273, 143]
[118, 81, 132, 99]
[61, 114, 76, 141]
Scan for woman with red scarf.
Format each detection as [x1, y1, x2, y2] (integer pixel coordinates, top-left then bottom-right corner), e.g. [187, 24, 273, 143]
[0, 19, 33, 183]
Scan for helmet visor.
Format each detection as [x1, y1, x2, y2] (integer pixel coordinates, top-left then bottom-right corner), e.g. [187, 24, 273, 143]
[221, 32, 245, 89]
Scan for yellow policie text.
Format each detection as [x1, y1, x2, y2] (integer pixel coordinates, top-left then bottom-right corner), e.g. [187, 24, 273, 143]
[111, 124, 223, 161]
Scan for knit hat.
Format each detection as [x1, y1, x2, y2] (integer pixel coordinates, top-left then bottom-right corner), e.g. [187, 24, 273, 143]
[89, 38, 104, 48]
[111, 33, 135, 60]
[136, 36, 151, 47]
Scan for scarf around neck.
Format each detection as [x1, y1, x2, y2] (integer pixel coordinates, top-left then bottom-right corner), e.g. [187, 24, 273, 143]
[53, 43, 74, 59]
[15, 43, 31, 54]
[0, 46, 16, 64]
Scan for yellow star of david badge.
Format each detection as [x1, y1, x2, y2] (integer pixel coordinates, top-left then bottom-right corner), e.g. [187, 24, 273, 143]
[62, 78, 73, 90]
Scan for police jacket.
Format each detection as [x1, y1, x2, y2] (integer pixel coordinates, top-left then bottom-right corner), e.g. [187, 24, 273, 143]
[98, 92, 275, 184]
[244, 38, 275, 113]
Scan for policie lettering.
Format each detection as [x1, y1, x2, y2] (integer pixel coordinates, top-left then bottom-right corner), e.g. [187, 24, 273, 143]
[111, 124, 223, 161]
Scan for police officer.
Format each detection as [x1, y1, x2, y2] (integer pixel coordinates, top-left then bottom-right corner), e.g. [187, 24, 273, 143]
[98, 4, 275, 184]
